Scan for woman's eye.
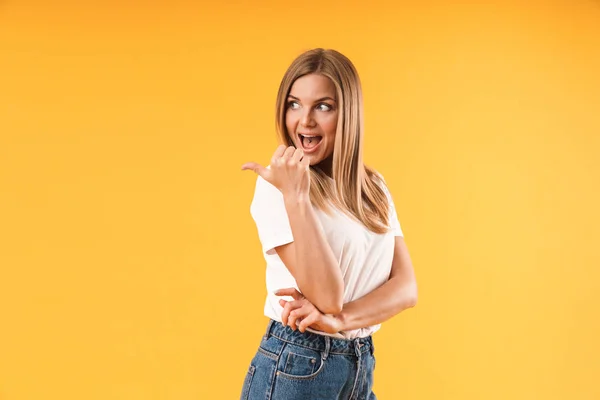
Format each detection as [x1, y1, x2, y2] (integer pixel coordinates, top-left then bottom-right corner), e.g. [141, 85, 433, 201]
[288, 101, 300, 109]
[317, 103, 332, 111]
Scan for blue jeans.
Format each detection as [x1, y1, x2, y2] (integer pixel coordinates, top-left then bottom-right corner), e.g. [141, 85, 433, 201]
[240, 319, 377, 400]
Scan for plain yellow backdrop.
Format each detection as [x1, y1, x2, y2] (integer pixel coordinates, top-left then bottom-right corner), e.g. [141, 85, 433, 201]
[1, 0, 599, 399]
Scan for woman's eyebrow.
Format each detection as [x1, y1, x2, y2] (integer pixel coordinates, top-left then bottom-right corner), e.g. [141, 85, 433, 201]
[288, 94, 336, 102]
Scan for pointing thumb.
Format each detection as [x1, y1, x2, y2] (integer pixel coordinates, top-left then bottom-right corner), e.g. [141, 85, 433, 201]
[241, 162, 267, 178]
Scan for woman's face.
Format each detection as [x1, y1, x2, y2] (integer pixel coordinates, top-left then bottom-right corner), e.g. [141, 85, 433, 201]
[285, 73, 338, 172]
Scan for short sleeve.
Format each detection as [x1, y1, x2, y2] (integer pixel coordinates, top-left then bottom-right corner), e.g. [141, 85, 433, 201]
[250, 175, 295, 255]
[377, 174, 404, 237]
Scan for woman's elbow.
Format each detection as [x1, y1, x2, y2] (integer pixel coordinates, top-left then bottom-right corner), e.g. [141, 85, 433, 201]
[319, 284, 344, 314]
[404, 283, 418, 309]
[319, 298, 344, 315]
[406, 294, 417, 309]
[298, 283, 343, 314]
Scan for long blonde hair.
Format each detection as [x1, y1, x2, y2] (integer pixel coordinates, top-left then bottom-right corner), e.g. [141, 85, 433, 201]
[275, 48, 391, 234]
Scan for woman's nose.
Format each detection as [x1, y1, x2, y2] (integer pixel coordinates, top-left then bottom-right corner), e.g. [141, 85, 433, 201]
[300, 109, 315, 127]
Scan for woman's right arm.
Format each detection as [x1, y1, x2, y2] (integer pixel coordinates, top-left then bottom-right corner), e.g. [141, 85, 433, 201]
[243, 145, 344, 314]
[275, 194, 343, 314]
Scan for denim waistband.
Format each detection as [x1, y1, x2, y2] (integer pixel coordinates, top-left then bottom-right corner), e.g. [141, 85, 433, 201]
[265, 319, 374, 357]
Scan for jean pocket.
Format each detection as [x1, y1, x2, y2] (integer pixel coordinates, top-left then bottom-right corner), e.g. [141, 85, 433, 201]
[276, 344, 325, 381]
[240, 365, 255, 400]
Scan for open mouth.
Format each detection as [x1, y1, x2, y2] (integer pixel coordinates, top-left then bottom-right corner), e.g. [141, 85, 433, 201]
[298, 134, 323, 152]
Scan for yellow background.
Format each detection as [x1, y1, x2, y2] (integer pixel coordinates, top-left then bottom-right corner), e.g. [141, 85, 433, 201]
[1, 0, 599, 399]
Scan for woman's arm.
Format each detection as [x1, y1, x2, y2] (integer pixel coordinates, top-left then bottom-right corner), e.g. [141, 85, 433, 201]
[278, 236, 417, 333]
[275, 195, 344, 314]
[337, 236, 417, 331]
[243, 145, 344, 314]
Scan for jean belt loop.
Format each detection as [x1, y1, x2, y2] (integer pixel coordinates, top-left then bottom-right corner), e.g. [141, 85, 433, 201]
[322, 336, 331, 360]
[354, 339, 362, 358]
[264, 319, 274, 340]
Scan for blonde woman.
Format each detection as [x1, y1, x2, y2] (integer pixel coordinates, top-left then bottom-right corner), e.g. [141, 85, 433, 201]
[240, 48, 417, 400]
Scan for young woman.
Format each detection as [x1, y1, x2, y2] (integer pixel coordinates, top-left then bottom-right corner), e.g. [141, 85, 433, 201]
[240, 48, 417, 400]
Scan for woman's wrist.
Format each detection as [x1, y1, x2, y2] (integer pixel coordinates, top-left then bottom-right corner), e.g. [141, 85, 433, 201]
[334, 310, 349, 332]
[283, 192, 310, 208]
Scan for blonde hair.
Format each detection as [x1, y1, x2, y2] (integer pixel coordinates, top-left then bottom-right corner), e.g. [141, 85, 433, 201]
[275, 48, 391, 234]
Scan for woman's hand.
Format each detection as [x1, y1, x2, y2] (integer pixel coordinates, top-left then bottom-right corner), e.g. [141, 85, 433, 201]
[242, 145, 310, 200]
[276, 288, 344, 334]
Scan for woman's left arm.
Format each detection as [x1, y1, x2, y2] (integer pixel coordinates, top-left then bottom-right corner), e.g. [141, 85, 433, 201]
[278, 236, 417, 333]
[337, 236, 417, 331]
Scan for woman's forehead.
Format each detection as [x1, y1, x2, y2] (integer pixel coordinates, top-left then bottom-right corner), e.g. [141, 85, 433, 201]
[289, 74, 337, 100]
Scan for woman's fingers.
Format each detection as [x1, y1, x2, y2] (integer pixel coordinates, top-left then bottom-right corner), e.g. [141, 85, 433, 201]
[288, 310, 300, 331]
[270, 145, 287, 166]
[241, 162, 269, 179]
[275, 288, 304, 300]
[289, 303, 313, 320]
[272, 144, 287, 159]
[279, 298, 304, 310]
[300, 154, 310, 168]
[245, 145, 309, 199]
[280, 301, 291, 326]
[291, 148, 304, 163]
[280, 299, 304, 326]
[282, 146, 296, 159]
[288, 303, 314, 331]
[242, 144, 299, 185]
[298, 312, 319, 333]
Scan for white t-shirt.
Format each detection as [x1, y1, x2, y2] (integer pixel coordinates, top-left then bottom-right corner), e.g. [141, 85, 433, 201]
[250, 174, 403, 339]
